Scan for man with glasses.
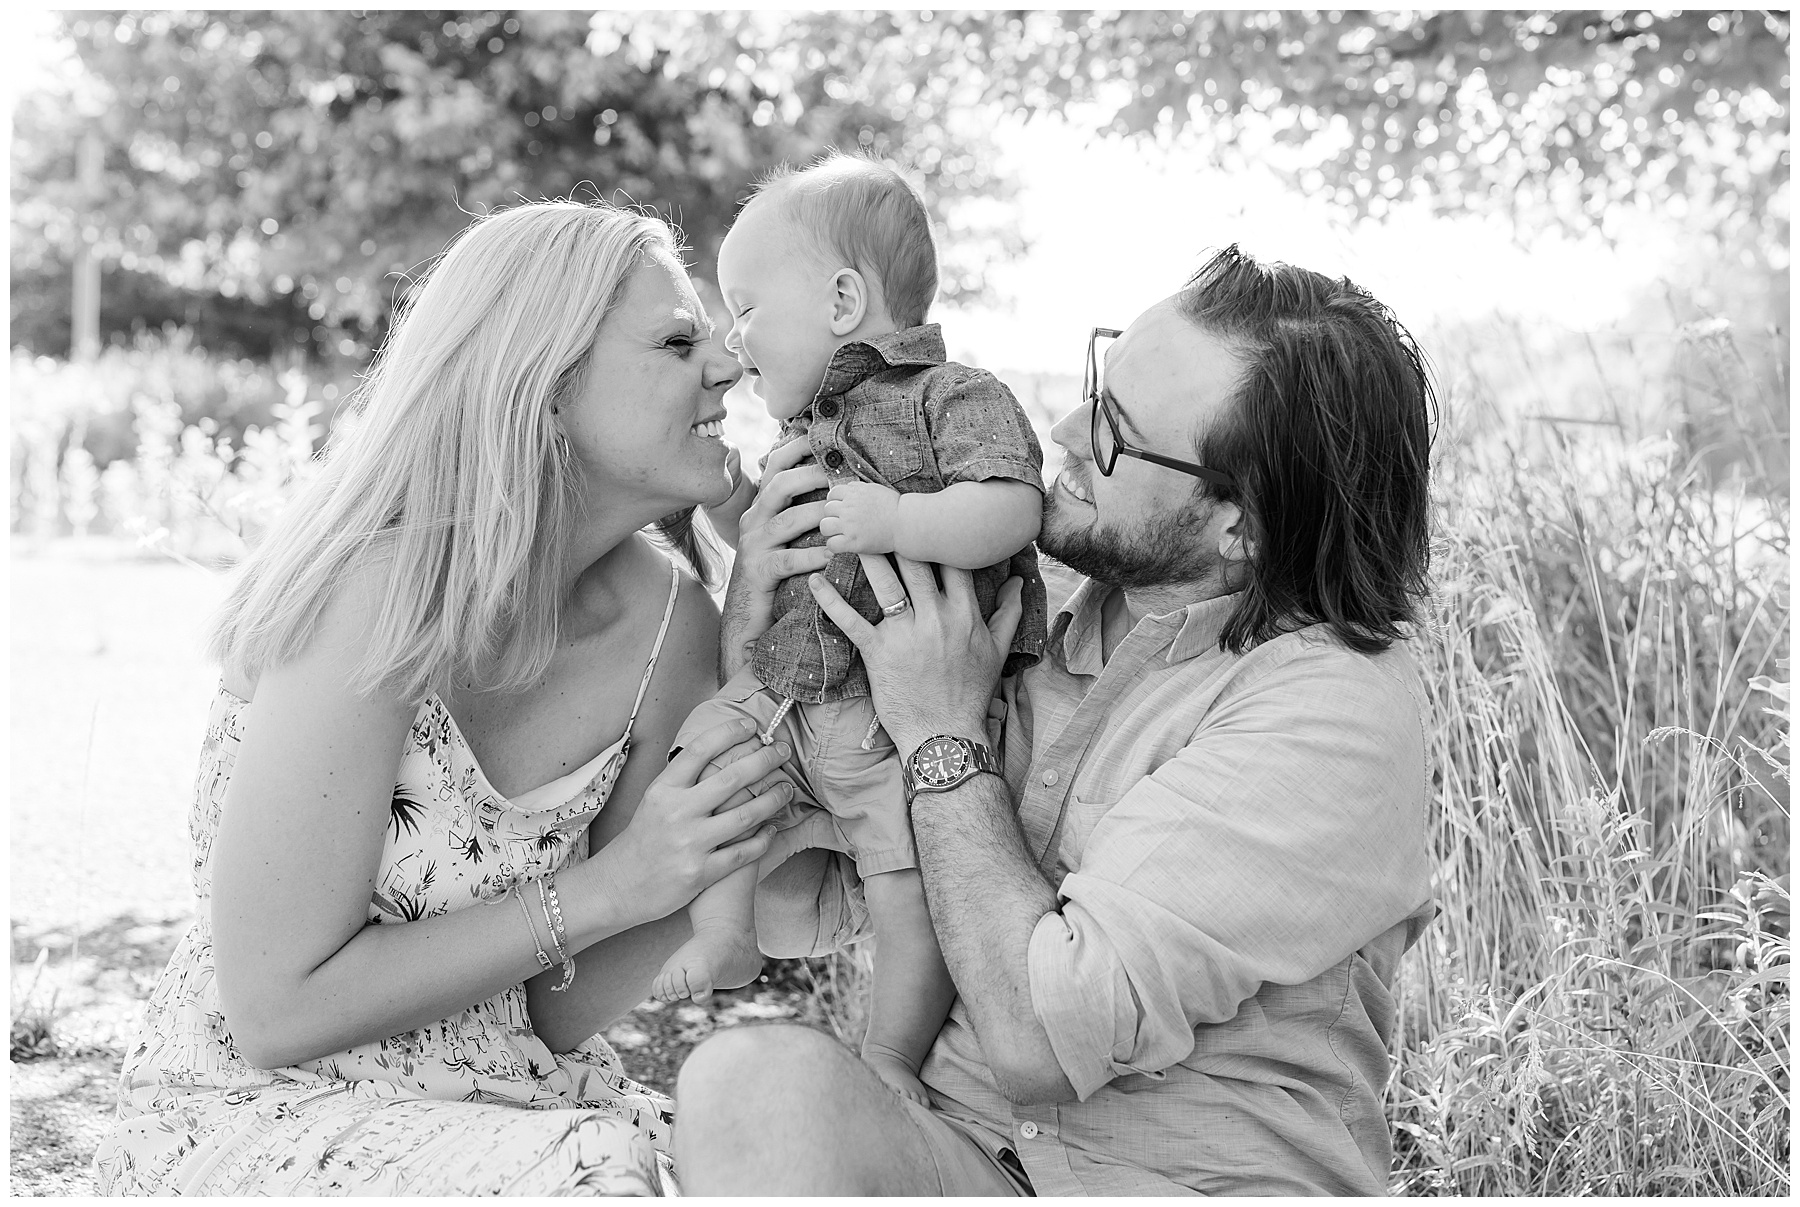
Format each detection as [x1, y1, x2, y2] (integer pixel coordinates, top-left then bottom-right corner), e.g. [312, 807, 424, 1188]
[675, 245, 1439, 1195]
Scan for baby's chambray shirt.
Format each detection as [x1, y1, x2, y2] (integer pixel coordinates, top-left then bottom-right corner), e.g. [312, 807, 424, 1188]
[754, 323, 1048, 705]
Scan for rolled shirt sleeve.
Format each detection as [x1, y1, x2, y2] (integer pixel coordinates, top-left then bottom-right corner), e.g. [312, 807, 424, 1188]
[921, 367, 1045, 489]
[1027, 640, 1431, 1100]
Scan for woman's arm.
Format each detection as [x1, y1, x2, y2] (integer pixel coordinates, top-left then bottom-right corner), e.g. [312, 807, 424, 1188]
[528, 571, 727, 1051]
[209, 566, 796, 1070]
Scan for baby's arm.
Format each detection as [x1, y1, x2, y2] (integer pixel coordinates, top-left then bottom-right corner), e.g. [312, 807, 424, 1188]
[822, 478, 1041, 568]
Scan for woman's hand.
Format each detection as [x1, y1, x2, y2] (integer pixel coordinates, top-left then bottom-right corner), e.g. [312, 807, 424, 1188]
[702, 445, 758, 550]
[734, 436, 831, 594]
[808, 554, 1024, 762]
[719, 437, 833, 679]
[583, 718, 795, 929]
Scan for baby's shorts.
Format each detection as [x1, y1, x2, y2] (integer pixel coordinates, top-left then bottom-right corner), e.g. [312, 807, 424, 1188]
[674, 665, 915, 876]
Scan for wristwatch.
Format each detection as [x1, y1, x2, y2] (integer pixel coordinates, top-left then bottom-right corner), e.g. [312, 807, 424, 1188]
[903, 734, 1003, 804]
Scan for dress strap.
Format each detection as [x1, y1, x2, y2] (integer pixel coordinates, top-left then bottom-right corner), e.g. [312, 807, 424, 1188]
[623, 561, 682, 740]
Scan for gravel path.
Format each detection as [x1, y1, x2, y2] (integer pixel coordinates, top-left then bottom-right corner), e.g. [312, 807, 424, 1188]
[10, 541, 224, 941]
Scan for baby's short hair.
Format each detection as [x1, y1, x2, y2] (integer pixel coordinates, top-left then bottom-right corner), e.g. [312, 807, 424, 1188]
[748, 151, 939, 328]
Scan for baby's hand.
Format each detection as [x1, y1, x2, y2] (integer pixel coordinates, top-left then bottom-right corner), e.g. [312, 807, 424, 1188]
[821, 482, 900, 555]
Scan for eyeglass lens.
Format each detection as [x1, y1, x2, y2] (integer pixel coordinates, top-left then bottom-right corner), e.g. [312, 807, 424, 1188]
[1087, 331, 1117, 475]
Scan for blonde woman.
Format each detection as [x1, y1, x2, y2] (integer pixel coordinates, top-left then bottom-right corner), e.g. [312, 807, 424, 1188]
[93, 201, 802, 1195]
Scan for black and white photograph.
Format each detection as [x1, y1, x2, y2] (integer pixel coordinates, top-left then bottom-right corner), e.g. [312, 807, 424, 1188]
[9, 8, 1789, 1196]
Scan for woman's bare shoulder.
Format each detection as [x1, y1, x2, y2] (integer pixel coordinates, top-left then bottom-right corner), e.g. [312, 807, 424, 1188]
[222, 547, 400, 705]
[618, 535, 720, 699]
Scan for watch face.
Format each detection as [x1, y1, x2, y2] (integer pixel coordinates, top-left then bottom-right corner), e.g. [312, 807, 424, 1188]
[914, 736, 970, 786]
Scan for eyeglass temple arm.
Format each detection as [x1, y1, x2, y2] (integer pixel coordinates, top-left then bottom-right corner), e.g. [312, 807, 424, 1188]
[1120, 447, 1238, 489]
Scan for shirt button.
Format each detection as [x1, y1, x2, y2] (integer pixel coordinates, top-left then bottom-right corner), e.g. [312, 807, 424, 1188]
[1041, 769, 1058, 787]
[822, 449, 845, 470]
[1019, 1121, 1039, 1139]
[816, 398, 840, 418]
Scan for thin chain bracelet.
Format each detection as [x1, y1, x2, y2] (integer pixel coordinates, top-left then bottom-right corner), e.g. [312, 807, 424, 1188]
[513, 884, 552, 972]
[540, 875, 575, 992]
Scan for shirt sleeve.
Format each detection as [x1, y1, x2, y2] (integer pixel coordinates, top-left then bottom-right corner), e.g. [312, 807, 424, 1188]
[920, 366, 1044, 489]
[1026, 641, 1433, 1100]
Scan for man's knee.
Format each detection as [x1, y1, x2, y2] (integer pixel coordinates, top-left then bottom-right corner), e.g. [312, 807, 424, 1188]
[676, 1025, 867, 1194]
[677, 1023, 845, 1120]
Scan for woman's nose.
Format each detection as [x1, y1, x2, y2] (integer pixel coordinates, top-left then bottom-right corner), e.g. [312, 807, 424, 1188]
[705, 342, 743, 391]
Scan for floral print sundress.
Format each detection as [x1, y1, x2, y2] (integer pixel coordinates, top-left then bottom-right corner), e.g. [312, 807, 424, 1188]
[94, 564, 684, 1196]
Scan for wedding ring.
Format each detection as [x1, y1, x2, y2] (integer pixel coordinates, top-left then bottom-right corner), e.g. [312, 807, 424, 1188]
[880, 598, 910, 618]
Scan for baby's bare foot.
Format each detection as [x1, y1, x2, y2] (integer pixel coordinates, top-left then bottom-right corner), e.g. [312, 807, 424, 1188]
[863, 1048, 931, 1107]
[650, 926, 763, 1004]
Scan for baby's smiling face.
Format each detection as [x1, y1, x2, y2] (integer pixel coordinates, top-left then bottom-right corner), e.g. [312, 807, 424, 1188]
[716, 199, 844, 423]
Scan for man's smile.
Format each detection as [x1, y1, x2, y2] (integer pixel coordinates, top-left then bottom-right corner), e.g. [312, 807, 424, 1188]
[1056, 464, 1094, 505]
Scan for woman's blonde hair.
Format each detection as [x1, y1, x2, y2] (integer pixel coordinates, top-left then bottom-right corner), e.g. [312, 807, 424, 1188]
[210, 199, 694, 703]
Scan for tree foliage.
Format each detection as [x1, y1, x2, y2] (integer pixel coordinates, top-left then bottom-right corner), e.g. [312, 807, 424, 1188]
[922, 9, 1789, 240]
[12, 9, 1016, 357]
[14, 9, 1788, 359]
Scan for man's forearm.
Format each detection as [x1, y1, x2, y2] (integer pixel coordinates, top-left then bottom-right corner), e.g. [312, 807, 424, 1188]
[910, 775, 1077, 1104]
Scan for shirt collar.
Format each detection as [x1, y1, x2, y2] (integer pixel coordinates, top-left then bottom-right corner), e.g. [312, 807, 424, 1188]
[815, 323, 946, 399]
[1051, 579, 1241, 675]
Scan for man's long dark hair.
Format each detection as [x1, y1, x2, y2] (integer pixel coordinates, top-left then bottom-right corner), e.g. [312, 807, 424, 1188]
[1179, 245, 1436, 654]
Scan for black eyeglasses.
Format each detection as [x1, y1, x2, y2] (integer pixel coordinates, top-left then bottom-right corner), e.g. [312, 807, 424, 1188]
[1085, 326, 1236, 489]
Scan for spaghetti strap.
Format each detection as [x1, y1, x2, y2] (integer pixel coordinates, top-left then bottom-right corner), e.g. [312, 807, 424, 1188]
[623, 561, 682, 741]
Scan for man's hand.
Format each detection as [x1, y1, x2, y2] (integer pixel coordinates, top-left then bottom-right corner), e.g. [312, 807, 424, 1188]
[821, 482, 901, 555]
[807, 553, 1023, 762]
[809, 555, 1073, 1105]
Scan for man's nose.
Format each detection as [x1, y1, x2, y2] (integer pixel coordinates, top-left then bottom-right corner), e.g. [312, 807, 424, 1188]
[1050, 404, 1088, 458]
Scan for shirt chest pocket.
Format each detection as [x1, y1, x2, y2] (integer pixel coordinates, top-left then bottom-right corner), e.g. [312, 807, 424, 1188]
[837, 408, 928, 488]
[1048, 793, 1116, 868]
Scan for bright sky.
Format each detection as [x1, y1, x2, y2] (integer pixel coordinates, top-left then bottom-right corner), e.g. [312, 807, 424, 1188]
[938, 108, 1684, 375]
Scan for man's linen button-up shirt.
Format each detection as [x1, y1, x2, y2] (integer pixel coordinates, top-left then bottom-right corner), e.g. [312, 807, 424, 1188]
[919, 565, 1436, 1196]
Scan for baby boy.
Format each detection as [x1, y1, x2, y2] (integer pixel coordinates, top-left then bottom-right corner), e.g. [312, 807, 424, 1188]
[654, 152, 1048, 1104]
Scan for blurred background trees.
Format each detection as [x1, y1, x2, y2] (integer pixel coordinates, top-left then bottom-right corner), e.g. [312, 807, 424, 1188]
[15, 9, 1787, 359]
[12, 9, 1019, 361]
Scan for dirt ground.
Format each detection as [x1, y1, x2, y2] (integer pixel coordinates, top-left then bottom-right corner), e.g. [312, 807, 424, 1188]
[7, 543, 828, 1195]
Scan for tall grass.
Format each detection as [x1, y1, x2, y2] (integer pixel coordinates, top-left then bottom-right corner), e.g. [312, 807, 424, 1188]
[1392, 409, 1788, 1194]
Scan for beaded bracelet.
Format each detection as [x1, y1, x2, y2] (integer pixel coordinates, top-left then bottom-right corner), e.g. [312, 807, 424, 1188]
[513, 884, 552, 972]
[538, 875, 575, 992]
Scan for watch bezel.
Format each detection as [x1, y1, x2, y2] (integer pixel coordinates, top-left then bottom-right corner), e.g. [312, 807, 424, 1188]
[914, 735, 971, 787]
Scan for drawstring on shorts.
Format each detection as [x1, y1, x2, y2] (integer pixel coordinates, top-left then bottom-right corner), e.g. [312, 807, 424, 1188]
[860, 713, 884, 751]
[759, 697, 795, 746]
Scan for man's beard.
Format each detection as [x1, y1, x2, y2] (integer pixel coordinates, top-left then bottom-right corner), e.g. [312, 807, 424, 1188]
[1038, 486, 1216, 591]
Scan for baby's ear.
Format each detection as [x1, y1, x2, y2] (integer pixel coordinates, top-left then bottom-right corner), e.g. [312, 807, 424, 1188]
[829, 268, 869, 336]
